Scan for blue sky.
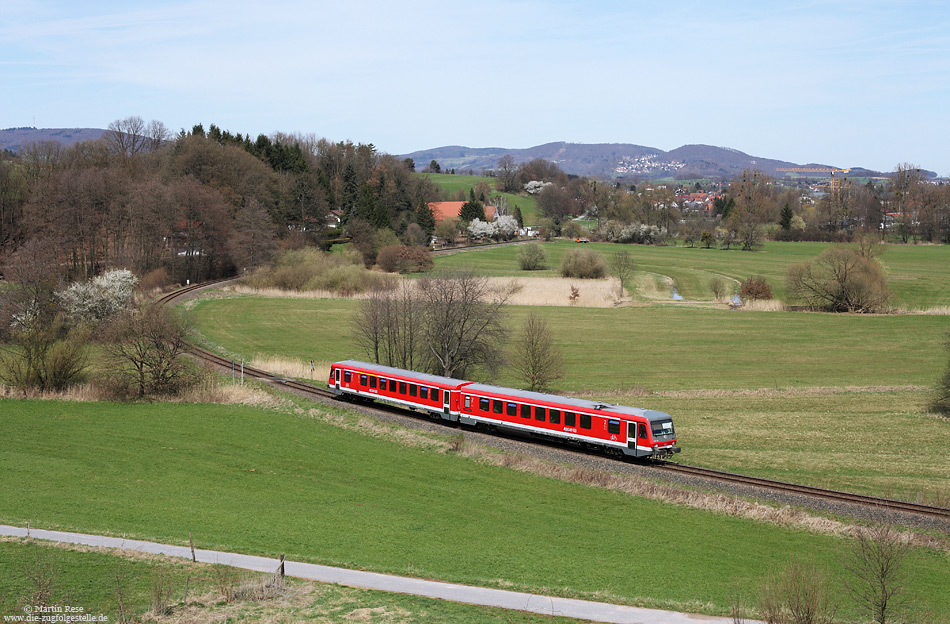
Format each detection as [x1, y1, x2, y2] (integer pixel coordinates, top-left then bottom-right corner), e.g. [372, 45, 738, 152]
[2, 1, 949, 173]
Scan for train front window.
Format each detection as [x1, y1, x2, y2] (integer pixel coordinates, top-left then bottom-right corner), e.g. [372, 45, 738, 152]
[651, 420, 675, 441]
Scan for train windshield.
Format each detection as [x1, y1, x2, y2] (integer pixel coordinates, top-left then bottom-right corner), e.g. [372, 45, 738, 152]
[651, 419, 675, 442]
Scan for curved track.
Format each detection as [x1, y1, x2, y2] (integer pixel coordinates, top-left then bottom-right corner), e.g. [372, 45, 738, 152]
[164, 279, 950, 523]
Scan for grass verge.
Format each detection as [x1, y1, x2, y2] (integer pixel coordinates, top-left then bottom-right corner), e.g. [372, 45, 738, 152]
[1, 399, 948, 621]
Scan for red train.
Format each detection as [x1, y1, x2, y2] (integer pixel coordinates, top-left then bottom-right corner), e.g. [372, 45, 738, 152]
[328, 360, 680, 459]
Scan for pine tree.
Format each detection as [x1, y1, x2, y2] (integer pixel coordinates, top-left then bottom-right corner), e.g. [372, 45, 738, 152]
[513, 205, 524, 228]
[459, 189, 485, 223]
[780, 203, 794, 230]
[415, 202, 435, 236]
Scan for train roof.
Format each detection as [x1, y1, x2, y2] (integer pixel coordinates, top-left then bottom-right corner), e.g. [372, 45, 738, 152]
[462, 383, 671, 422]
[333, 360, 469, 388]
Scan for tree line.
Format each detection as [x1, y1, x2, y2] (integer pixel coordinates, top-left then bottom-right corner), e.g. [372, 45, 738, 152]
[0, 116, 446, 286]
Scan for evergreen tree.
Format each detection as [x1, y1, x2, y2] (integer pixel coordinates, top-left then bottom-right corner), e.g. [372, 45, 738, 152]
[513, 205, 524, 228]
[415, 201, 435, 236]
[780, 203, 794, 230]
[459, 189, 485, 223]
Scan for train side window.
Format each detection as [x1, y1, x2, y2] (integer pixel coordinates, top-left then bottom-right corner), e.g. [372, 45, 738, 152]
[535, 407, 546, 422]
[359, 374, 367, 386]
[492, 400, 503, 414]
[399, 382, 407, 394]
[344, 371, 351, 383]
[549, 409, 560, 424]
[521, 404, 531, 419]
[379, 378, 387, 391]
[580, 414, 591, 429]
[420, 386, 429, 400]
[565, 412, 576, 427]
[506, 402, 516, 416]
[409, 384, 418, 397]
[431, 388, 440, 402]
[464, 395, 471, 409]
[638, 423, 647, 439]
[369, 376, 377, 389]
[608, 419, 620, 435]
[479, 398, 489, 412]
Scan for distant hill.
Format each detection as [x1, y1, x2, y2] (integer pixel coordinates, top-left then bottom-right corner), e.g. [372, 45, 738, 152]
[3, 129, 931, 180]
[401, 141, 914, 180]
[1, 127, 106, 153]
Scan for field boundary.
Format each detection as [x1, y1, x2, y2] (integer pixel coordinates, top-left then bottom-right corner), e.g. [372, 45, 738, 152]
[0, 525, 747, 624]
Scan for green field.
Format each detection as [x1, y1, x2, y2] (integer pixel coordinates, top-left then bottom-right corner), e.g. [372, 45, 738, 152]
[431, 240, 950, 307]
[417, 172, 541, 225]
[191, 297, 947, 392]
[189, 294, 950, 499]
[2, 400, 947, 621]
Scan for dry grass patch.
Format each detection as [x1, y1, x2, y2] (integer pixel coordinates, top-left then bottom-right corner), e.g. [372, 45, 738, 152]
[249, 355, 331, 383]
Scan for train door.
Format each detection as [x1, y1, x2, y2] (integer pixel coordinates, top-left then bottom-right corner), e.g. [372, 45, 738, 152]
[444, 390, 451, 415]
[334, 368, 340, 390]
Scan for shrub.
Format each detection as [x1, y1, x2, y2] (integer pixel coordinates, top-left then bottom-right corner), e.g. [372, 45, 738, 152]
[739, 276, 772, 301]
[518, 243, 547, 271]
[243, 247, 393, 294]
[377, 245, 434, 274]
[786, 246, 891, 313]
[560, 249, 607, 279]
[709, 276, 727, 300]
[138, 267, 169, 292]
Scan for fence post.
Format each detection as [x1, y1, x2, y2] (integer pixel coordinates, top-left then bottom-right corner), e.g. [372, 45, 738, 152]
[189, 532, 196, 563]
[279, 554, 285, 577]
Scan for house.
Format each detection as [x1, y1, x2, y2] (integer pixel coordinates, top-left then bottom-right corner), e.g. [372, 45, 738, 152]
[326, 209, 342, 229]
[427, 201, 497, 222]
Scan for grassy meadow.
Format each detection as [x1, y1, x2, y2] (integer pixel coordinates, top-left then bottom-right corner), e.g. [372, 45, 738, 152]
[431, 240, 950, 308]
[2, 400, 948, 621]
[189, 293, 950, 499]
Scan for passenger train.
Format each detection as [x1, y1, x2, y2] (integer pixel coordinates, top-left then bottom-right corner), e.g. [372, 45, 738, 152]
[328, 360, 680, 459]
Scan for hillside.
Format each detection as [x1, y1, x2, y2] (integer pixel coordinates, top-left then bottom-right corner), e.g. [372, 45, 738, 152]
[402, 141, 911, 180]
[0, 126, 105, 152]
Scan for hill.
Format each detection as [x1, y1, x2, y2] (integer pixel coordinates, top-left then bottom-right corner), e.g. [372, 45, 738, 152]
[402, 141, 921, 180]
[0, 126, 106, 152]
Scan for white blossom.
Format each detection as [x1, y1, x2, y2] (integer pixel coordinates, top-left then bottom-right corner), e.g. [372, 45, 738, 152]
[57, 269, 138, 324]
[523, 180, 552, 195]
[494, 215, 519, 239]
[467, 218, 496, 239]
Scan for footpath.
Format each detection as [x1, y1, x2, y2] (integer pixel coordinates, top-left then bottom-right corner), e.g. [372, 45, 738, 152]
[1, 524, 754, 624]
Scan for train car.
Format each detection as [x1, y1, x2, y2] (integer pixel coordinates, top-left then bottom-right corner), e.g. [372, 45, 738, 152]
[458, 383, 679, 459]
[328, 360, 680, 459]
[328, 360, 470, 421]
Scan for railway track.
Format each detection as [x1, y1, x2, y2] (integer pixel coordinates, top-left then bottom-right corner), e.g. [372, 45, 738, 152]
[162, 279, 950, 524]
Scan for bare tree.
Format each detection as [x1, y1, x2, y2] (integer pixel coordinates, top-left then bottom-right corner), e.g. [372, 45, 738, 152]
[610, 249, 636, 298]
[757, 562, 837, 624]
[103, 304, 192, 397]
[844, 516, 911, 624]
[496, 155, 519, 192]
[105, 116, 148, 157]
[510, 312, 564, 392]
[353, 281, 419, 370]
[227, 198, 278, 272]
[417, 272, 517, 379]
[786, 246, 891, 313]
[144, 119, 171, 152]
